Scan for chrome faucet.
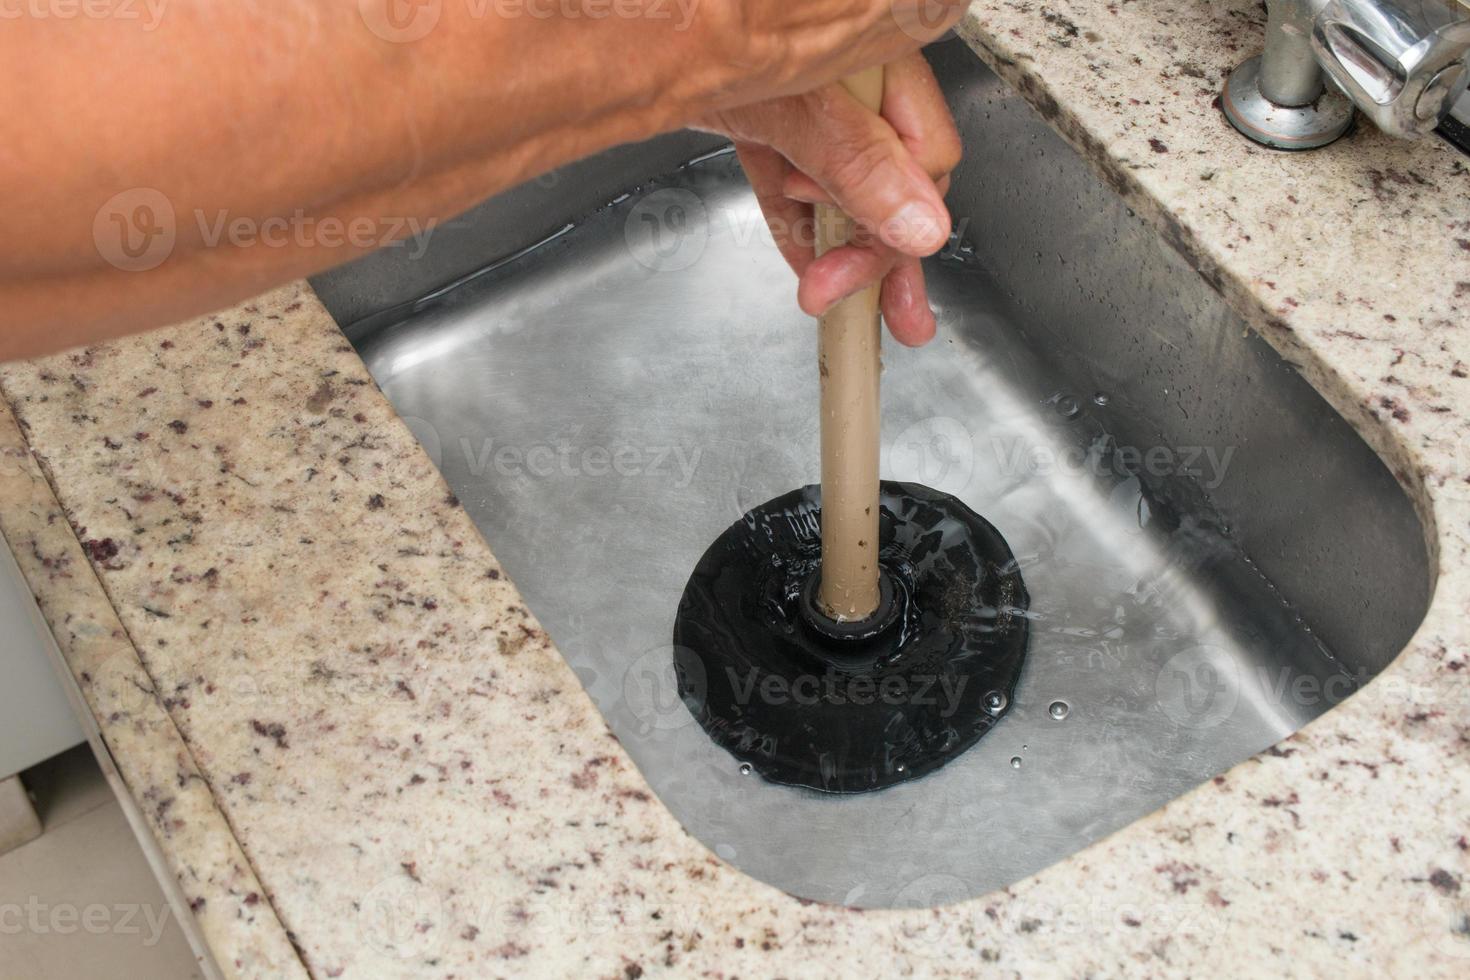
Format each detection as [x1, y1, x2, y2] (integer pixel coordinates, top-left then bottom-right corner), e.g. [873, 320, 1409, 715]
[1222, 0, 1470, 149]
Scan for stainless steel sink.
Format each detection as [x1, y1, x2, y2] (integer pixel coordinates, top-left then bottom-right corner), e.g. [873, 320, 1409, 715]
[312, 39, 1431, 908]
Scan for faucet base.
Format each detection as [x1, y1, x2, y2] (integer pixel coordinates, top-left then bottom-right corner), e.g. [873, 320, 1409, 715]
[1222, 55, 1355, 150]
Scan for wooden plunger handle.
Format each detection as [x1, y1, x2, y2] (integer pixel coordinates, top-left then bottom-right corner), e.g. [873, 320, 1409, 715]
[816, 65, 885, 622]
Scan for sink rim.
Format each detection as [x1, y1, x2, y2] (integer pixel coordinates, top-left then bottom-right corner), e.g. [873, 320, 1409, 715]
[345, 118, 1435, 907]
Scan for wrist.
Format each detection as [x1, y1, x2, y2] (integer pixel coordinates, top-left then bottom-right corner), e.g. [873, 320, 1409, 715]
[654, 0, 805, 124]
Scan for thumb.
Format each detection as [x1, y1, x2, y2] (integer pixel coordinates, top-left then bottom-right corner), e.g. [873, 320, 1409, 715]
[771, 83, 951, 257]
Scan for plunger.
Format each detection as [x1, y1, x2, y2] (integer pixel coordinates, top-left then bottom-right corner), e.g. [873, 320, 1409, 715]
[672, 68, 1030, 793]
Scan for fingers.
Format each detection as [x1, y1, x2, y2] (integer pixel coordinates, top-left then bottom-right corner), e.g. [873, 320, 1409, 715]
[750, 83, 951, 258]
[879, 52, 962, 183]
[796, 243, 890, 317]
[734, 141, 814, 276]
[796, 245, 937, 347]
[782, 166, 949, 206]
[780, 51, 959, 210]
[879, 258, 936, 347]
[715, 49, 962, 347]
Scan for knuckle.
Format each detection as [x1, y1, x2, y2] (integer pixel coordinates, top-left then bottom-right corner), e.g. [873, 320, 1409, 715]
[827, 140, 897, 199]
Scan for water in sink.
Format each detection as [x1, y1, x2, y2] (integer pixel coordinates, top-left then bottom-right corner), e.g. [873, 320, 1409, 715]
[350, 148, 1367, 907]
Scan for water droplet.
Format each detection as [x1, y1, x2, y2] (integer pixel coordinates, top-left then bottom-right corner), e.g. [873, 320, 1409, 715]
[738, 763, 753, 776]
[1009, 756, 1023, 769]
[1048, 700, 1071, 721]
[983, 690, 1008, 715]
[895, 761, 907, 773]
[1093, 392, 1110, 406]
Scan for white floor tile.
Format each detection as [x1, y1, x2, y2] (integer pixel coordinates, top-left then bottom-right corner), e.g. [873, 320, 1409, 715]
[0, 768, 201, 978]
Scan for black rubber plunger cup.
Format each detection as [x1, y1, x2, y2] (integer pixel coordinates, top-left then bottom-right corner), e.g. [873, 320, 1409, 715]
[671, 481, 1030, 793]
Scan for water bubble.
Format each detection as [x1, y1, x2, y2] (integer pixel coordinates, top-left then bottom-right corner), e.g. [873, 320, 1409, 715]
[1093, 392, 1110, 406]
[983, 690, 1008, 715]
[895, 762, 907, 773]
[1048, 700, 1071, 721]
[738, 763, 753, 776]
[1009, 756, 1023, 769]
[1052, 395, 1081, 420]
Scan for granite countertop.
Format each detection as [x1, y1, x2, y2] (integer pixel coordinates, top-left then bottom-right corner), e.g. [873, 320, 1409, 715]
[1, 1, 1467, 976]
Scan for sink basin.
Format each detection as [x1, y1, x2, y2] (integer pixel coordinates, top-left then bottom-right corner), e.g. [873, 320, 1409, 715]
[311, 39, 1431, 908]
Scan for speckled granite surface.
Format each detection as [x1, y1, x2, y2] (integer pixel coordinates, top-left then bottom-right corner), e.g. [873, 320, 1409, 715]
[1, 1, 1467, 976]
[0, 381, 306, 978]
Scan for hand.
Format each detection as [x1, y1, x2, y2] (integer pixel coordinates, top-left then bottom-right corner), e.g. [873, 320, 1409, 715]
[698, 52, 961, 346]
[696, 0, 968, 108]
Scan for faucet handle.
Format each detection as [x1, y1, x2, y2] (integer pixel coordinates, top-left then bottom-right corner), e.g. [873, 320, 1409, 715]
[1310, 0, 1470, 138]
